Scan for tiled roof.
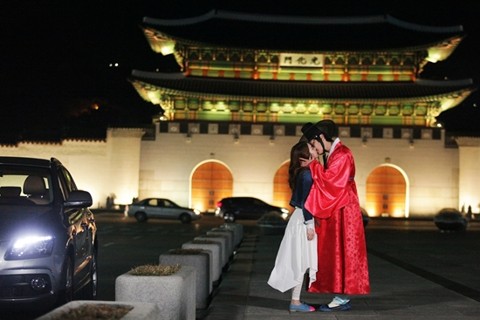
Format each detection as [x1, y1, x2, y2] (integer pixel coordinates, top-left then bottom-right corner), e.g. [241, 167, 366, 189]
[131, 70, 475, 100]
[143, 10, 464, 51]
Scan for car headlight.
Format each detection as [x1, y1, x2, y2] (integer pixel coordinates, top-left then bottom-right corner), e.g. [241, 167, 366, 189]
[193, 209, 201, 215]
[5, 235, 54, 260]
[280, 208, 290, 220]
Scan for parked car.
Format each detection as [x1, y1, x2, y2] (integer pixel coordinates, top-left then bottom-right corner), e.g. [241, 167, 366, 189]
[434, 208, 468, 232]
[256, 212, 288, 235]
[215, 197, 290, 222]
[125, 198, 201, 223]
[361, 207, 370, 227]
[0, 156, 97, 312]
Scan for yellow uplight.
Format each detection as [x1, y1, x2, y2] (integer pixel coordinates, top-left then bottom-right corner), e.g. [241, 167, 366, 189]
[159, 41, 176, 56]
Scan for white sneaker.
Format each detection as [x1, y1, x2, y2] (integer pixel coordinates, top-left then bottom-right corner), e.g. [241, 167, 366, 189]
[331, 296, 350, 306]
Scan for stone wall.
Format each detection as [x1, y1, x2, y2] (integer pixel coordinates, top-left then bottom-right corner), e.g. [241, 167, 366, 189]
[2, 124, 478, 216]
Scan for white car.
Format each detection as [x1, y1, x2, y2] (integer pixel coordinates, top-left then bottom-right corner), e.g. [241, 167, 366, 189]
[125, 198, 201, 223]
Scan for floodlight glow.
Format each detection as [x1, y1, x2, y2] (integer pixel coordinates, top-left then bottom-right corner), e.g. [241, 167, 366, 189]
[159, 41, 176, 55]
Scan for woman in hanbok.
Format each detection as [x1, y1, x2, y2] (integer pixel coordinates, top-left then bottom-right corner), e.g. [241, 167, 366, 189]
[267, 140, 318, 313]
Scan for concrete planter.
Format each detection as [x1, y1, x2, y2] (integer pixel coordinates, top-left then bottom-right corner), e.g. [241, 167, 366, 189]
[115, 265, 196, 320]
[37, 300, 160, 320]
[219, 223, 244, 248]
[182, 240, 222, 286]
[207, 229, 234, 254]
[159, 249, 211, 309]
[195, 235, 230, 268]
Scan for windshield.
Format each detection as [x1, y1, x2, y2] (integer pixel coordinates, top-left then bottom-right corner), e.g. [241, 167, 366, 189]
[0, 166, 53, 205]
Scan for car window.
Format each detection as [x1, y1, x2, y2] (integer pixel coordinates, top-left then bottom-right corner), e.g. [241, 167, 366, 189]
[252, 199, 262, 206]
[0, 166, 53, 205]
[236, 199, 245, 206]
[58, 166, 78, 199]
[147, 199, 158, 206]
[164, 199, 175, 207]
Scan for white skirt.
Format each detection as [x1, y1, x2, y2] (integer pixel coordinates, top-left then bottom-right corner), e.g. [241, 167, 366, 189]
[267, 208, 318, 292]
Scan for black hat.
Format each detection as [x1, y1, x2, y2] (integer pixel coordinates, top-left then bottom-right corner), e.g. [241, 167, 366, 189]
[315, 120, 337, 142]
[302, 120, 338, 142]
[301, 122, 322, 141]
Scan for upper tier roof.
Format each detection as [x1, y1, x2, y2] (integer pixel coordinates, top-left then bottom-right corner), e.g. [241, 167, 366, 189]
[142, 10, 464, 52]
[131, 70, 475, 101]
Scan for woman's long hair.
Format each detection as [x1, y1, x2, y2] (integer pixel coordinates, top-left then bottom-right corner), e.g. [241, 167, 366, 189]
[288, 140, 310, 190]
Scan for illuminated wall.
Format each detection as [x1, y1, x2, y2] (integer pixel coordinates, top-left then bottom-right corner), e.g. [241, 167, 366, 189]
[456, 137, 480, 213]
[0, 128, 144, 209]
[138, 122, 467, 216]
[1, 125, 478, 216]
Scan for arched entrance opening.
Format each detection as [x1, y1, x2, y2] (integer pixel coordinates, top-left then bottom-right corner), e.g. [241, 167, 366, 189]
[366, 164, 409, 218]
[191, 161, 232, 213]
[273, 161, 292, 212]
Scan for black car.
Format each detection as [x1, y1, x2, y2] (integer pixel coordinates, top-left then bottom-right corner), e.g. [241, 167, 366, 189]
[361, 207, 370, 227]
[215, 197, 290, 222]
[434, 208, 468, 232]
[0, 157, 97, 312]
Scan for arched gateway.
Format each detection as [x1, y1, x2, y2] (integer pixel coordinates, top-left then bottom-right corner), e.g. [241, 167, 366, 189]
[190, 161, 232, 213]
[366, 164, 409, 218]
[273, 161, 291, 211]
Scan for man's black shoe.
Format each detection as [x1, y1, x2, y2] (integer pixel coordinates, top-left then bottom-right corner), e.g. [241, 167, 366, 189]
[318, 302, 352, 312]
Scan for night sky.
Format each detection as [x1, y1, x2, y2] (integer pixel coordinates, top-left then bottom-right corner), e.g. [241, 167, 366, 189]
[1, 0, 480, 143]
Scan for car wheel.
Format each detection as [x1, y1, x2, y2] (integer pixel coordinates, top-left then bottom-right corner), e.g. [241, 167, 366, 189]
[224, 212, 235, 222]
[180, 213, 192, 224]
[83, 248, 98, 300]
[135, 211, 147, 222]
[57, 254, 74, 306]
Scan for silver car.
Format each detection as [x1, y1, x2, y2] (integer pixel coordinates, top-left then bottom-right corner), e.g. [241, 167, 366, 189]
[0, 157, 97, 313]
[125, 198, 201, 223]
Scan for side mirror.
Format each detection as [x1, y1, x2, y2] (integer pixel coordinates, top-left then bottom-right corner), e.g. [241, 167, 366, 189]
[65, 190, 93, 208]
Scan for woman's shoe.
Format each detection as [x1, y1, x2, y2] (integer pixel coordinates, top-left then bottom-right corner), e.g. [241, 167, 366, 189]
[289, 302, 315, 313]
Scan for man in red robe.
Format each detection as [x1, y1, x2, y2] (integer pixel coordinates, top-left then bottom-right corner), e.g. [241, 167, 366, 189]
[301, 120, 370, 312]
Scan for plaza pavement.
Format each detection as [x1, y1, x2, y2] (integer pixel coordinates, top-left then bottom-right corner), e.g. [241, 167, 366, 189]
[201, 219, 480, 320]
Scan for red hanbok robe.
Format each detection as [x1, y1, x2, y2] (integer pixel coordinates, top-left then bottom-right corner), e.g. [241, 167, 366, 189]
[305, 141, 370, 295]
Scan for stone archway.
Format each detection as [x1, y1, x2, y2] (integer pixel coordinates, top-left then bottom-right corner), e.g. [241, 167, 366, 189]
[366, 164, 408, 218]
[191, 161, 232, 213]
[273, 161, 292, 211]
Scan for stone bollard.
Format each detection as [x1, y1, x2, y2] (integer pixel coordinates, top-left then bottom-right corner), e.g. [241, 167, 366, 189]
[194, 235, 229, 268]
[207, 228, 235, 256]
[115, 265, 196, 320]
[182, 240, 222, 286]
[219, 223, 244, 248]
[159, 249, 211, 310]
[37, 300, 161, 320]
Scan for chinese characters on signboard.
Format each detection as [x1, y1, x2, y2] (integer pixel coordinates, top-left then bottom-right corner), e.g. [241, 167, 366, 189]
[279, 53, 324, 67]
